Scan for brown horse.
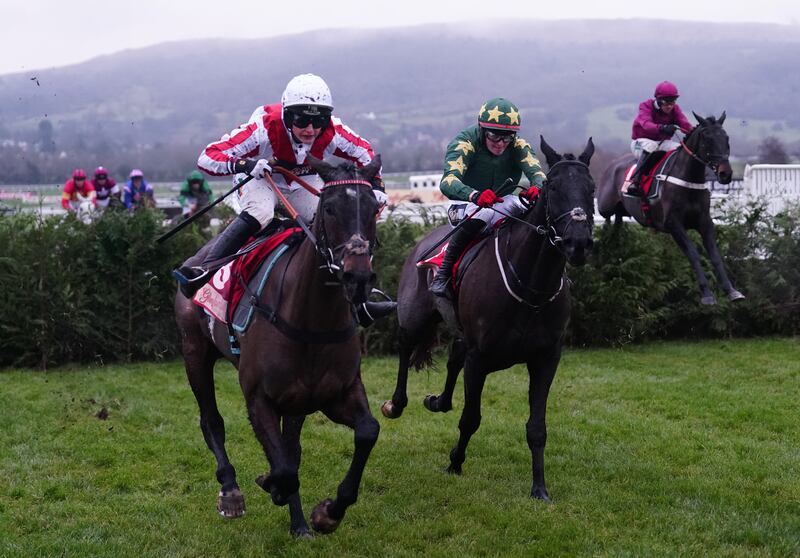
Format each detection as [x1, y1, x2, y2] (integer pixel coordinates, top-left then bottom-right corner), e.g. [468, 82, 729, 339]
[381, 138, 596, 502]
[596, 112, 744, 305]
[174, 156, 382, 537]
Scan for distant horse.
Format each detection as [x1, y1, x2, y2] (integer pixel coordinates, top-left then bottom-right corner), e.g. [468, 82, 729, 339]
[381, 138, 596, 502]
[174, 156, 383, 537]
[597, 112, 744, 305]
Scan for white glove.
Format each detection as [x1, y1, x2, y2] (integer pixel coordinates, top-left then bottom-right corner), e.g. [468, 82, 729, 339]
[250, 159, 272, 180]
[233, 158, 272, 179]
[373, 189, 389, 207]
[182, 206, 191, 216]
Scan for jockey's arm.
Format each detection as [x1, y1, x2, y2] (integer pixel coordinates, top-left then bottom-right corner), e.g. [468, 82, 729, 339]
[439, 134, 478, 202]
[198, 121, 264, 176]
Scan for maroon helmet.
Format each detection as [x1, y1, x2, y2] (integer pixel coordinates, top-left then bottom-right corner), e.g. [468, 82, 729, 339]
[654, 81, 679, 99]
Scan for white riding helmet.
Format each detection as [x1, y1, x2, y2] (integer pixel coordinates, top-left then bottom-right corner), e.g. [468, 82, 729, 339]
[280, 74, 333, 110]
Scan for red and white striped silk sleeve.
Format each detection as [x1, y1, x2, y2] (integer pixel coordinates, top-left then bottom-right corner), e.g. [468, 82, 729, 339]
[331, 118, 380, 176]
[197, 122, 264, 176]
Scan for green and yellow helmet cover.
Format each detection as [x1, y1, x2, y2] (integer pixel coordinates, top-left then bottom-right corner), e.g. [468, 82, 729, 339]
[477, 97, 521, 131]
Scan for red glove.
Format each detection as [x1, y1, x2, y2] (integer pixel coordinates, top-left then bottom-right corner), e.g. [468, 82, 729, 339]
[474, 189, 501, 208]
[522, 185, 540, 201]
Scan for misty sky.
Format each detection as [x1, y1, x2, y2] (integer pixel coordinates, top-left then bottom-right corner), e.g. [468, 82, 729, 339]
[3, 0, 798, 76]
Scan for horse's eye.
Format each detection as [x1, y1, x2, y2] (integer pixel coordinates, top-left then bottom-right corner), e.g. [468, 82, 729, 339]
[324, 206, 335, 216]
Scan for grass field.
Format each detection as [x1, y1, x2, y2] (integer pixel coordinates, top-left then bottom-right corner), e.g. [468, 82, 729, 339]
[1, 339, 798, 557]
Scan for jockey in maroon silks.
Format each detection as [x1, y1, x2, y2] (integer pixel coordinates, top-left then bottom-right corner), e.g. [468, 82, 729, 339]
[627, 81, 694, 197]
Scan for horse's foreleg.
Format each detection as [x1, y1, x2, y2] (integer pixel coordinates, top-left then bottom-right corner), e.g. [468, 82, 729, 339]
[698, 218, 745, 301]
[281, 415, 310, 538]
[446, 355, 487, 475]
[424, 337, 466, 413]
[245, 393, 297, 507]
[526, 345, 562, 503]
[668, 223, 716, 305]
[183, 333, 244, 518]
[381, 334, 412, 419]
[312, 374, 380, 534]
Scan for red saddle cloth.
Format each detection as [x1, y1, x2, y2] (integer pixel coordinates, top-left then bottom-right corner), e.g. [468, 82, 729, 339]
[623, 151, 673, 196]
[416, 230, 495, 291]
[192, 227, 301, 323]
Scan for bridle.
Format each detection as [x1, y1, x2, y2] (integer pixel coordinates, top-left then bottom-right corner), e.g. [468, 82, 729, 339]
[315, 179, 377, 278]
[537, 159, 594, 250]
[680, 125, 729, 174]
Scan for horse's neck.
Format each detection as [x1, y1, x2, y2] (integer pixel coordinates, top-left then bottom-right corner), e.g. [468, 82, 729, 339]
[669, 140, 707, 183]
[505, 202, 565, 296]
[281, 239, 352, 329]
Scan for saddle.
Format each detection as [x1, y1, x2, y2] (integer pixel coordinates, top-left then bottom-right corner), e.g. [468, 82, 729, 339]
[622, 150, 677, 202]
[192, 223, 303, 334]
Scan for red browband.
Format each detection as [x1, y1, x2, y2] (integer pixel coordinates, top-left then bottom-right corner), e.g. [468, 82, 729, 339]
[324, 180, 374, 187]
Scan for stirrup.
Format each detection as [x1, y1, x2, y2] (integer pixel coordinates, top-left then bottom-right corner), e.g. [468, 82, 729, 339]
[174, 266, 213, 299]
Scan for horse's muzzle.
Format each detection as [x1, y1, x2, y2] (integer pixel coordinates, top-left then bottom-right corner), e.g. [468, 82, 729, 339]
[716, 161, 733, 185]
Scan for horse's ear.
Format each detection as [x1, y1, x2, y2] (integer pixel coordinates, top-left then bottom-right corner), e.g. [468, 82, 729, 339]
[692, 111, 708, 127]
[359, 154, 382, 182]
[306, 155, 338, 182]
[539, 135, 561, 167]
[718, 111, 726, 125]
[579, 137, 595, 166]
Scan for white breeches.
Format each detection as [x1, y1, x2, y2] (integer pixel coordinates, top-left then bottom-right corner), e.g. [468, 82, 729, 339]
[233, 173, 323, 229]
[631, 138, 680, 157]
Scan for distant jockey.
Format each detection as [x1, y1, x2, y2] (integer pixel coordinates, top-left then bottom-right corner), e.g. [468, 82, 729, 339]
[124, 168, 154, 210]
[627, 80, 694, 197]
[92, 166, 120, 208]
[61, 168, 96, 212]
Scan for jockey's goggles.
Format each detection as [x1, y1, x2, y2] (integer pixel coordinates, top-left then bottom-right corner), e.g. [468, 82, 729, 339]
[485, 130, 516, 144]
[95, 174, 107, 180]
[285, 106, 332, 129]
[657, 97, 678, 105]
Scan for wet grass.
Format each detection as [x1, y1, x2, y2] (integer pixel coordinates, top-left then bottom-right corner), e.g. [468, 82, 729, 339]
[1, 338, 798, 557]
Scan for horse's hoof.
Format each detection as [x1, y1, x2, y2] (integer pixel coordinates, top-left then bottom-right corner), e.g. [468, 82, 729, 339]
[424, 394, 452, 413]
[310, 498, 341, 534]
[255, 474, 272, 493]
[380, 400, 403, 419]
[291, 526, 314, 539]
[216, 487, 246, 518]
[728, 290, 745, 302]
[445, 464, 462, 475]
[700, 295, 717, 306]
[530, 486, 553, 504]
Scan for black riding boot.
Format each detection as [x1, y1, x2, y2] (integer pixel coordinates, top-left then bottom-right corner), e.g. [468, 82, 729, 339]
[173, 211, 261, 298]
[355, 300, 398, 328]
[429, 219, 484, 299]
[626, 151, 652, 197]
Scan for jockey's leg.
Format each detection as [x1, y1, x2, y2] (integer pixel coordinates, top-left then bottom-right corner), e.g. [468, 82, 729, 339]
[174, 176, 274, 298]
[430, 205, 488, 299]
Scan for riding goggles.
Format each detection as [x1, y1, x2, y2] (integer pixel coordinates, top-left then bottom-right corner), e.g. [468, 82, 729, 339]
[485, 130, 516, 144]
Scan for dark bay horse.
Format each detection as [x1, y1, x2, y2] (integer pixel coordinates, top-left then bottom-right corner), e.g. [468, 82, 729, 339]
[174, 156, 382, 537]
[597, 112, 744, 305]
[381, 138, 596, 502]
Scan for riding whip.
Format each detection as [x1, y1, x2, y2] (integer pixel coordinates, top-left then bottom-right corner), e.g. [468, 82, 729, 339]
[156, 175, 254, 243]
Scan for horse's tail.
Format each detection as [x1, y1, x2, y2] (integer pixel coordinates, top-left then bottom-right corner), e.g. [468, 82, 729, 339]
[408, 322, 438, 371]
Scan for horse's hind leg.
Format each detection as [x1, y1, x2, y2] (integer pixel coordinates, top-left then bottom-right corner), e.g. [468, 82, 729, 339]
[424, 337, 466, 413]
[526, 345, 562, 503]
[311, 374, 380, 535]
[182, 326, 244, 518]
[697, 217, 744, 301]
[668, 223, 716, 305]
[446, 354, 487, 475]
